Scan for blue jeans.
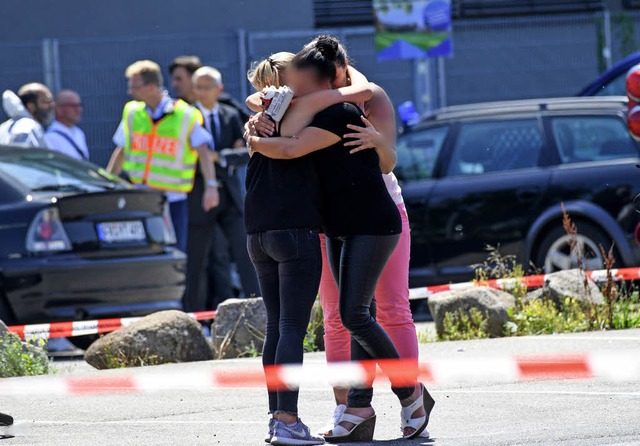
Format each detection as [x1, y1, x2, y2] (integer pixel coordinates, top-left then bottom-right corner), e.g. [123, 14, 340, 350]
[247, 229, 321, 415]
[169, 199, 188, 253]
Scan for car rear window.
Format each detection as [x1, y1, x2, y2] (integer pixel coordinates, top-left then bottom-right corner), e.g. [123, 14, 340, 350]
[447, 118, 543, 177]
[550, 116, 639, 164]
[0, 150, 126, 191]
[395, 126, 449, 182]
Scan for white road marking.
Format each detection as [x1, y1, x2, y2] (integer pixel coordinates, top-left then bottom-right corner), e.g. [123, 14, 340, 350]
[438, 389, 640, 397]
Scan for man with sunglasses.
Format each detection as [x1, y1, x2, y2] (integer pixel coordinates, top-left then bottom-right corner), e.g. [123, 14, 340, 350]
[45, 90, 89, 161]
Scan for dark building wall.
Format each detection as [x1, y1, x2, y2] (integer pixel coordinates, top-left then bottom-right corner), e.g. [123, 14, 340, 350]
[0, 0, 314, 42]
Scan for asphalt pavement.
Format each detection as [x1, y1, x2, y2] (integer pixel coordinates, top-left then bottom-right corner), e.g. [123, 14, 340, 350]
[2, 328, 640, 446]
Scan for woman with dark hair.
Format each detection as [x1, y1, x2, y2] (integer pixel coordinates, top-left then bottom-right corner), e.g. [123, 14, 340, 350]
[247, 40, 430, 443]
[243, 47, 373, 446]
[301, 35, 435, 440]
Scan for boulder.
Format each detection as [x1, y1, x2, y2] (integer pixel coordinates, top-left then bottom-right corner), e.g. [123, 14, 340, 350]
[84, 310, 213, 369]
[0, 320, 7, 336]
[528, 269, 604, 306]
[211, 297, 267, 359]
[428, 286, 516, 338]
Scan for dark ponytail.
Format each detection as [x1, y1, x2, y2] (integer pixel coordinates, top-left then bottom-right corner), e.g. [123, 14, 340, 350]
[292, 40, 337, 82]
[313, 35, 348, 67]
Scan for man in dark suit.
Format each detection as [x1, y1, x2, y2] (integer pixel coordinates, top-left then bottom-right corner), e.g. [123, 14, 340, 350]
[183, 66, 259, 312]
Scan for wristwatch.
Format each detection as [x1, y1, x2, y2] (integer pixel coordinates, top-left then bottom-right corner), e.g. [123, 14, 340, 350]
[206, 179, 219, 188]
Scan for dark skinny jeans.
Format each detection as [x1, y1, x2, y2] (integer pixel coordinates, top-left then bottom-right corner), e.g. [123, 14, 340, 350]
[247, 229, 321, 415]
[326, 234, 415, 408]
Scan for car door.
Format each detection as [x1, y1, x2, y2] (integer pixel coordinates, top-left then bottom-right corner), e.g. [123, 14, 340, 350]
[426, 116, 553, 284]
[543, 112, 640, 270]
[395, 124, 450, 287]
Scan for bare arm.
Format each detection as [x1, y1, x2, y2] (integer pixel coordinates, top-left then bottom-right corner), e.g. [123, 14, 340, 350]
[248, 127, 339, 160]
[245, 92, 263, 113]
[106, 147, 124, 175]
[280, 72, 373, 136]
[346, 84, 397, 174]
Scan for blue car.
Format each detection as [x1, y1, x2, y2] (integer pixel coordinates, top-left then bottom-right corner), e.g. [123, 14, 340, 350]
[579, 52, 640, 96]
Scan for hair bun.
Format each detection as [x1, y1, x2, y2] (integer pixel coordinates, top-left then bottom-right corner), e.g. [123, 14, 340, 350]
[315, 35, 339, 59]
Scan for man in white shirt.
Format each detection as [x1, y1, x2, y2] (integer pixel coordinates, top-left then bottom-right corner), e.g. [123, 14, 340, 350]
[45, 90, 90, 160]
[0, 83, 54, 148]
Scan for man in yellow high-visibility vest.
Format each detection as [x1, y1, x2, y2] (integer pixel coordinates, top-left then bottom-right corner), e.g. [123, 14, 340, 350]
[107, 60, 218, 252]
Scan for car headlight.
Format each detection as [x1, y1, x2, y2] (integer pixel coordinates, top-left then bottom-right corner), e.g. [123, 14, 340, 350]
[25, 207, 72, 253]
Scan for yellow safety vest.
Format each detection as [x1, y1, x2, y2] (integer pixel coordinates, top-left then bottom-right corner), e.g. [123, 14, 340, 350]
[121, 99, 202, 193]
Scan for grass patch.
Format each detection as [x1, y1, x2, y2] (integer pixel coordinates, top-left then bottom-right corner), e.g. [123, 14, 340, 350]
[375, 31, 449, 51]
[440, 308, 489, 341]
[100, 347, 162, 369]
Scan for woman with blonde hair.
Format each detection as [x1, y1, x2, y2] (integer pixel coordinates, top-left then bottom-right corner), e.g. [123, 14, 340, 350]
[244, 50, 373, 446]
[246, 40, 431, 443]
[246, 35, 434, 442]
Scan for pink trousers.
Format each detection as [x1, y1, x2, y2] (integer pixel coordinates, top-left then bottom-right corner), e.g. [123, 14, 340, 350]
[319, 203, 419, 363]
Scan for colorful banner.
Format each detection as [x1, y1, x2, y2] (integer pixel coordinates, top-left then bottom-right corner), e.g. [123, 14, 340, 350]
[374, 0, 453, 61]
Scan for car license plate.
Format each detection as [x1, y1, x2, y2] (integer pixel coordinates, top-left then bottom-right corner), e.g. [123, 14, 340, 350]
[97, 221, 146, 243]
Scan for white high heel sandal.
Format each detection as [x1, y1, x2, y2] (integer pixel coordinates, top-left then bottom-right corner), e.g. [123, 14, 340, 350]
[401, 383, 436, 440]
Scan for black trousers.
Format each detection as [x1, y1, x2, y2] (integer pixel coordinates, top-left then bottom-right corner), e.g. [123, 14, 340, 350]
[247, 229, 321, 415]
[326, 234, 415, 408]
[183, 181, 259, 312]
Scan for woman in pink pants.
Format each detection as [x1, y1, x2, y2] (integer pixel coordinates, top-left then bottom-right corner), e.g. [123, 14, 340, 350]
[310, 35, 431, 439]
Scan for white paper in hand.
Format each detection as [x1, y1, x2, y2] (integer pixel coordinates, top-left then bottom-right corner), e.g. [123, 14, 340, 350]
[260, 86, 294, 122]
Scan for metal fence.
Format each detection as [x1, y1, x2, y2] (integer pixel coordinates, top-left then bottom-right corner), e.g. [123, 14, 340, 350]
[1, 11, 639, 167]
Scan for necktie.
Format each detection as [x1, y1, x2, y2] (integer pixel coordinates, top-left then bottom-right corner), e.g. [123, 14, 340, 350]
[209, 112, 221, 150]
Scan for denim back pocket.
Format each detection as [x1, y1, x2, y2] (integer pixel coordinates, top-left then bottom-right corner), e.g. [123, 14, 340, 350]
[263, 230, 299, 263]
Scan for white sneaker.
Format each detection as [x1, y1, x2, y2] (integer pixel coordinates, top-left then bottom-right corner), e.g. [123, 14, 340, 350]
[317, 404, 346, 436]
[419, 428, 430, 438]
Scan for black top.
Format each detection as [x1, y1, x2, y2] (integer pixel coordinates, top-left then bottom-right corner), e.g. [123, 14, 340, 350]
[244, 126, 322, 234]
[310, 103, 401, 237]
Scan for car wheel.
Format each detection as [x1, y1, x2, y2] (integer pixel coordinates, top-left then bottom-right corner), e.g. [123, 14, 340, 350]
[534, 221, 619, 274]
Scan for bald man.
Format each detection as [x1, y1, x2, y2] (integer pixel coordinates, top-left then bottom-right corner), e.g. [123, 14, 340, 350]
[45, 90, 89, 160]
[0, 82, 53, 148]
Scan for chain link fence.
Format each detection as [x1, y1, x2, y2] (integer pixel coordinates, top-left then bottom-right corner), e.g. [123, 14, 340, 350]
[1, 11, 639, 166]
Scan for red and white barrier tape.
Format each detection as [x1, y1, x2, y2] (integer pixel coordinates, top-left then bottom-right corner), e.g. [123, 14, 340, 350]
[408, 267, 640, 300]
[0, 353, 638, 396]
[7, 311, 216, 341]
[8, 266, 640, 340]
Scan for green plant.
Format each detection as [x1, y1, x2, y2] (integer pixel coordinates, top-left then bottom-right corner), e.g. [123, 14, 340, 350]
[416, 328, 436, 344]
[440, 308, 489, 341]
[304, 300, 324, 353]
[242, 341, 261, 358]
[508, 298, 596, 336]
[472, 244, 528, 300]
[611, 287, 640, 329]
[0, 333, 49, 378]
[101, 347, 161, 368]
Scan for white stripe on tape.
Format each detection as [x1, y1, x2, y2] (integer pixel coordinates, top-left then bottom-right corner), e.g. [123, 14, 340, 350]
[429, 358, 520, 385]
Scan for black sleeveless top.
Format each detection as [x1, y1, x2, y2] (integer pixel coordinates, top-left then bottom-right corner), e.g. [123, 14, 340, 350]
[244, 126, 322, 234]
[310, 103, 401, 237]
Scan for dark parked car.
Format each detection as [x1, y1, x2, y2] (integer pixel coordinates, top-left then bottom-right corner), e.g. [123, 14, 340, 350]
[396, 96, 640, 289]
[0, 147, 185, 339]
[578, 51, 640, 96]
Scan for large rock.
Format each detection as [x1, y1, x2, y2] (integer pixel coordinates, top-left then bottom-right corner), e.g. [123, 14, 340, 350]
[84, 310, 213, 369]
[0, 320, 7, 335]
[211, 297, 267, 359]
[428, 286, 516, 338]
[528, 269, 604, 306]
